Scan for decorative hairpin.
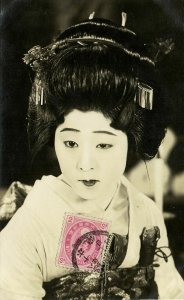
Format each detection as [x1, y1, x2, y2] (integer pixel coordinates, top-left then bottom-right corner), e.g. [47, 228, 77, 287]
[89, 11, 95, 20]
[23, 13, 153, 109]
[146, 37, 175, 63]
[23, 11, 154, 74]
[35, 79, 45, 106]
[134, 82, 153, 110]
[121, 12, 127, 27]
[23, 45, 56, 71]
[34, 81, 153, 109]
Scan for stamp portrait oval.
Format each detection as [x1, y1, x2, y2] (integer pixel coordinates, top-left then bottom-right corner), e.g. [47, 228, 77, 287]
[56, 213, 110, 272]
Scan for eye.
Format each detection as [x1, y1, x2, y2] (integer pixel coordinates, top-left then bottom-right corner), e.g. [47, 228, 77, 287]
[96, 143, 113, 149]
[64, 141, 78, 148]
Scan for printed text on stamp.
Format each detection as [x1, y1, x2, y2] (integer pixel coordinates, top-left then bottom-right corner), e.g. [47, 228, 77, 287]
[56, 213, 110, 272]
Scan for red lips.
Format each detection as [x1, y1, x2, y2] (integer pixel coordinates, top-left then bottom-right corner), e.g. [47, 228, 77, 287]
[79, 180, 99, 187]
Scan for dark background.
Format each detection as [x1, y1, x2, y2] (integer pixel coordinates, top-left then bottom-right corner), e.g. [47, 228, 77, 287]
[1, 0, 184, 278]
[1, 0, 184, 186]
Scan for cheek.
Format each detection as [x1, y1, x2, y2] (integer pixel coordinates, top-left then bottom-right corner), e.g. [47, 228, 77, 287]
[54, 139, 68, 168]
[55, 150, 73, 169]
[101, 148, 128, 177]
[110, 145, 128, 172]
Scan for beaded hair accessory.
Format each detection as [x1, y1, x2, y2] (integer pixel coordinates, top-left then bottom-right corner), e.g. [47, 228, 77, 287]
[23, 12, 168, 110]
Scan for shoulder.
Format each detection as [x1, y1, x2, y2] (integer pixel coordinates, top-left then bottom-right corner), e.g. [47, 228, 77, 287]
[25, 175, 64, 207]
[23, 175, 72, 226]
[26, 175, 59, 197]
[0, 175, 64, 238]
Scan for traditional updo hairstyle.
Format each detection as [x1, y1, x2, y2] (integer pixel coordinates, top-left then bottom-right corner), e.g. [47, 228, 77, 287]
[24, 18, 166, 162]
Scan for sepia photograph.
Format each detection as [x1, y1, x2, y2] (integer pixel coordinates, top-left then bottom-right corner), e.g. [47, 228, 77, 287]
[0, 0, 184, 299]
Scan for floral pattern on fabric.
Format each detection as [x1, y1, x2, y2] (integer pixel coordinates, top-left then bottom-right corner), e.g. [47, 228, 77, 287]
[44, 228, 160, 300]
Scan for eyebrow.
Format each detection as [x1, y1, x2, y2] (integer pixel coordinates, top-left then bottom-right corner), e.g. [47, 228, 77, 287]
[60, 128, 80, 133]
[93, 130, 117, 136]
[60, 128, 117, 136]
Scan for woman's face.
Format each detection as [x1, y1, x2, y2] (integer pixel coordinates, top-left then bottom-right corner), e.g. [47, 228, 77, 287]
[55, 109, 128, 201]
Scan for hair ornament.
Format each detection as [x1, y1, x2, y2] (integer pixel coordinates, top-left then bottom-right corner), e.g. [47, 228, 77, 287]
[121, 12, 127, 27]
[35, 78, 45, 106]
[89, 11, 95, 20]
[146, 37, 175, 63]
[23, 15, 155, 72]
[23, 17, 155, 108]
[23, 45, 56, 71]
[23, 37, 155, 77]
[77, 41, 87, 46]
[135, 82, 153, 110]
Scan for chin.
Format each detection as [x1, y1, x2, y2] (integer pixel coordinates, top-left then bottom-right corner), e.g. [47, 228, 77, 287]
[78, 191, 99, 201]
[74, 187, 100, 201]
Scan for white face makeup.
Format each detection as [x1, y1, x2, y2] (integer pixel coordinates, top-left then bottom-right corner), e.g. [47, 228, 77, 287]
[55, 109, 128, 202]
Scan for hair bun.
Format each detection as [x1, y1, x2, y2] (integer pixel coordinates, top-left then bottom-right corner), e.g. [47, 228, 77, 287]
[53, 18, 154, 67]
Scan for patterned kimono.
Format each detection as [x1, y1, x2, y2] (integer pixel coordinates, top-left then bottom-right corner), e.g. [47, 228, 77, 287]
[0, 175, 184, 299]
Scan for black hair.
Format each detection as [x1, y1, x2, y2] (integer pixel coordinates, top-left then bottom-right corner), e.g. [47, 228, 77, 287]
[27, 18, 166, 161]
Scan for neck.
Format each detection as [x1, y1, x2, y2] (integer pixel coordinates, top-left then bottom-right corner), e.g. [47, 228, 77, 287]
[59, 174, 120, 211]
[96, 182, 119, 211]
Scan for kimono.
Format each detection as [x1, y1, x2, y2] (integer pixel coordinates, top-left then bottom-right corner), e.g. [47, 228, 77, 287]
[0, 175, 184, 299]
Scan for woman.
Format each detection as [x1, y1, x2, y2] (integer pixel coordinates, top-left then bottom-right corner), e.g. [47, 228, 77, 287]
[0, 17, 184, 299]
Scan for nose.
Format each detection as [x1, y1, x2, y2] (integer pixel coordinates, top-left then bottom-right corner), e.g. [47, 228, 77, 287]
[77, 149, 96, 171]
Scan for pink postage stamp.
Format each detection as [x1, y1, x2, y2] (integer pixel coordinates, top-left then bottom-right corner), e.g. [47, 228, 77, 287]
[56, 213, 110, 272]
